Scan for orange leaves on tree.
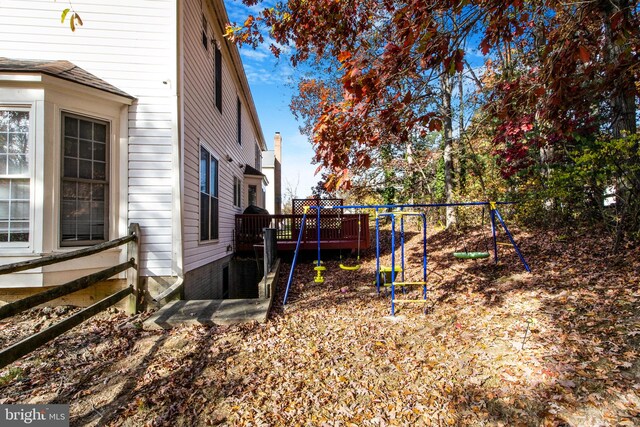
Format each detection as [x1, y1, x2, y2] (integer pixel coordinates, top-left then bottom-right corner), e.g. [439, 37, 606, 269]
[577, 45, 590, 63]
[337, 51, 352, 62]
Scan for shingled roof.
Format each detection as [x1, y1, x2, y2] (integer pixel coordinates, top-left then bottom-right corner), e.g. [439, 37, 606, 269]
[0, 57, 134, 100]
[243, 164, 265, 177]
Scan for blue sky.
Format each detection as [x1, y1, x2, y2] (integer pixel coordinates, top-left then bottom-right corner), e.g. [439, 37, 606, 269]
[222, 2, 489, 202]
[224, 0, 319, 200]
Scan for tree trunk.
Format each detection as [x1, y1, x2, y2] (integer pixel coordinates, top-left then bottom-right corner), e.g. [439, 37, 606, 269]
[600, 0, 638, 249]
[441, 72, 456, 227]
[604, 0, 637, 138]
[458, 71, 467, 192]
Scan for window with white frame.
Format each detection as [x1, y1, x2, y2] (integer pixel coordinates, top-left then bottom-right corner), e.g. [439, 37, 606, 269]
[0, 109, 30, 243]
[61, 113, 109, 245]
[233, 176, 241, 208]
[200, 146, 219, 241]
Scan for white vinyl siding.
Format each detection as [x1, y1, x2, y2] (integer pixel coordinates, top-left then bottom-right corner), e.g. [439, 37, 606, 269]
[181, 0, 264, 271]
[0, 0, 177, 276]
[0, 0, 264, 280]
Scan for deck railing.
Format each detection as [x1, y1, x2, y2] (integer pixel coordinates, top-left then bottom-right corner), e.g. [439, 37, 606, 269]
[235, 214, 369, 251]
[0, 223, 141, 369]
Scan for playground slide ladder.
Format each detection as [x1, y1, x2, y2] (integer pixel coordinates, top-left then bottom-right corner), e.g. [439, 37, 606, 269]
[377, 210, 429, 316]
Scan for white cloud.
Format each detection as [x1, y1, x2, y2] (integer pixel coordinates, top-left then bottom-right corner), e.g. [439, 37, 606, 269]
[240, 49, 269, 61]
[240, 55, 295, 86]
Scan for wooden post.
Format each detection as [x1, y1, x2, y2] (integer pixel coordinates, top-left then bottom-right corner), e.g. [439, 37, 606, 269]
[127, 223, 141, 314]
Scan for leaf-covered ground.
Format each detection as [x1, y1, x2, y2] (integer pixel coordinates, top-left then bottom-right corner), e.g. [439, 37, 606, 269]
[1, 224, 639, 426]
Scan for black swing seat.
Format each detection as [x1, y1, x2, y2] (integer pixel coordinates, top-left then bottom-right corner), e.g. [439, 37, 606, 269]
[453, 251, 490, 259]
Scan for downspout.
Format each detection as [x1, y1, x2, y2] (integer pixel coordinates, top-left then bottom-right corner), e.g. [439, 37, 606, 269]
[155, 0, 185, 303]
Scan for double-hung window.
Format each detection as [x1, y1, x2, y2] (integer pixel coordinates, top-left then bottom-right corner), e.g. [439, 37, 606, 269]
[61, 113, 108, 245]
[0, 109, 30, 244]
[200, 146, 219, 241]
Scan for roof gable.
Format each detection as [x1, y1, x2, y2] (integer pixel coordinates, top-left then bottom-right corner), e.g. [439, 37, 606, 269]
[0, 57, 134, 100]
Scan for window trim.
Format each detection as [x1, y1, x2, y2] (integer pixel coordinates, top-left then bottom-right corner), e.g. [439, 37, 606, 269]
[0, 105, 35, 249]
[59, 111, 110, 247]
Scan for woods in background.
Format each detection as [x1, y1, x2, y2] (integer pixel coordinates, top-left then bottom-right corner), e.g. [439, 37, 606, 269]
[227, 0, 639, 246]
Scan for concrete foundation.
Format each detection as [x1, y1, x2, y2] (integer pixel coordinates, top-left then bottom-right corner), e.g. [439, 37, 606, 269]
[143, 258, 280, 329]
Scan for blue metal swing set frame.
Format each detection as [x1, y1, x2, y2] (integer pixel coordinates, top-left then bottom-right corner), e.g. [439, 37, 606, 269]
[282, 201, 531, 316]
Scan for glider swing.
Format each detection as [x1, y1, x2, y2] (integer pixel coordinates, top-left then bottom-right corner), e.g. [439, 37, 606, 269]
[453, 205, 491, 260]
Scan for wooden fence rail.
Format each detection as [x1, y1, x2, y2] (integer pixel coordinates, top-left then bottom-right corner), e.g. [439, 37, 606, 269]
[0, 287, 133, 369]
[0, 261, 133, 320]
[0, 223, 141, 369]
[0, 233, 136, 275]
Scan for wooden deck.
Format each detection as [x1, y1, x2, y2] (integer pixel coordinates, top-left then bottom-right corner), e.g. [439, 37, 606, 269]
[235, 213, 370, 253]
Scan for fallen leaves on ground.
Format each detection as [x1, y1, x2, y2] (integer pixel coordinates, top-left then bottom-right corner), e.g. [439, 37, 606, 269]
[1, 224, 639, 426]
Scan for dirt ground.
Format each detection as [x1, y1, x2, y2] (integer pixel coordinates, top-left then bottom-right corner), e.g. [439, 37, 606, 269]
[1, 223, 639, 426]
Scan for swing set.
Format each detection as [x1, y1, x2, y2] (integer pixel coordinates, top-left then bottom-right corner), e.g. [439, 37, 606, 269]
[282, 201, 530, 316]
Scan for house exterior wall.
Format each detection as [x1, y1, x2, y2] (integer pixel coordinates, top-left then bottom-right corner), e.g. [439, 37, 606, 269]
[181, 0, 266, 278]
[0, 0, 266, 297]
[0, 0, 178, 279]
[0, 75, 129, 287]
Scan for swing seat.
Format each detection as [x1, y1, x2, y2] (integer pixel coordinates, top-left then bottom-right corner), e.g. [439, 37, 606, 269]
[453, 251, 490, 259]
[339, 263, 360, 271]
[313, 265, 326, 283]
[379, 266, 402, 280]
